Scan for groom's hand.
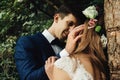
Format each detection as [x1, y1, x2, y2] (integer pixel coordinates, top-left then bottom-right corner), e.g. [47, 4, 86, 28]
[65, 25, 84, 54]
[45, 56, 58, 80]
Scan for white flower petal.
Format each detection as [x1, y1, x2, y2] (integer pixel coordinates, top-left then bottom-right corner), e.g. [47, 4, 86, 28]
[101, 34, 107, 48]
[82, 5, 98, 19]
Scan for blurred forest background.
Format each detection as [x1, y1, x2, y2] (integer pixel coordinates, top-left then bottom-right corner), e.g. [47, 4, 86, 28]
[0, 0, 53, 79]
[0, 0, 104, 79]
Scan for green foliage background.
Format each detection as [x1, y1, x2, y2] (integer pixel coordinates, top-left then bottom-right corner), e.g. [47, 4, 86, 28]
[0, 0, 103, 79]
[0, 0, 53, 79]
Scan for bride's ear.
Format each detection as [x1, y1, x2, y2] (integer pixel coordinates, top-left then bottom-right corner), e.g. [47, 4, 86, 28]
[88, 19, 97, 29]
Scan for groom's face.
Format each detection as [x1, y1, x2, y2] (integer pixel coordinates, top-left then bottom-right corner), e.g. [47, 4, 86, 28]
[55, 13, 77, 41]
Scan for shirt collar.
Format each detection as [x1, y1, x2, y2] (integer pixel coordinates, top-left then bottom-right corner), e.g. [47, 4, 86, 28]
[42, 29, 55, 43]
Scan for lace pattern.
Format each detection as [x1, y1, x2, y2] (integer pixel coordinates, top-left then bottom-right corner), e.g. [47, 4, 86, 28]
[54, 57, 93, 80]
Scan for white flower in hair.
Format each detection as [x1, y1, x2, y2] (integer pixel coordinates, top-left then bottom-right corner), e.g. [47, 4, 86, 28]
[100, 34, 107, 48]
[82, 5, 98, 19]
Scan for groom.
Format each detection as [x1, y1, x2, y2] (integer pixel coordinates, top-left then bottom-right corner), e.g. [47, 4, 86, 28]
[14, 4, 84, 80]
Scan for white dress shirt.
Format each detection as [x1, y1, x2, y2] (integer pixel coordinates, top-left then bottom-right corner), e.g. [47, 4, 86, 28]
[42, 29, 69, 57]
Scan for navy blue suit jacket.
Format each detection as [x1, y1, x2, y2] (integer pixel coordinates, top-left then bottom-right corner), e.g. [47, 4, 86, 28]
[14, 32, 57, 80]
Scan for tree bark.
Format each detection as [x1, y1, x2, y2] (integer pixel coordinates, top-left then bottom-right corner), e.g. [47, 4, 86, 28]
[104, 0, 120, 79]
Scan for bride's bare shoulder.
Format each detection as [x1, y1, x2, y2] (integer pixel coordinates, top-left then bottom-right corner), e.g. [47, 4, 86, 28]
[53, 65, 71, 80]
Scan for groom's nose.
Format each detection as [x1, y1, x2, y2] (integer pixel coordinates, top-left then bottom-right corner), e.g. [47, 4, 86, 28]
[69, 26, 75, 32]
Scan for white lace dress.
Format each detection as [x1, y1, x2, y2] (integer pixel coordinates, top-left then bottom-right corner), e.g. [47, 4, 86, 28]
[54, 57, 93, 80]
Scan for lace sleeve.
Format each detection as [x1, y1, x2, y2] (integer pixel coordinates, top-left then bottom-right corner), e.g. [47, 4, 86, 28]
[54, 57, 94, 80]
[54, 57, 75, 78]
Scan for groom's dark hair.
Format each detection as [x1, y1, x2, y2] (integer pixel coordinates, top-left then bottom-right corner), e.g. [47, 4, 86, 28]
[54, 4, 85, 25]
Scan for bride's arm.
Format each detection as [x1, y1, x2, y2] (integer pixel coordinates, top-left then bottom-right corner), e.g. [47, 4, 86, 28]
[52, 65, 71, 80]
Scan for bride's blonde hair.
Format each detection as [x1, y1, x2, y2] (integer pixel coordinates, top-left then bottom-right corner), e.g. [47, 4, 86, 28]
[73, 20, 107, 80]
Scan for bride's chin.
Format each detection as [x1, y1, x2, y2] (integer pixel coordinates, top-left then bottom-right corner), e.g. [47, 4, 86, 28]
[63, 32, 68, 38]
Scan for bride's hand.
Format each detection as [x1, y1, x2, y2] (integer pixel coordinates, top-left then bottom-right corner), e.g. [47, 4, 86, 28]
[65, 25, 84, 54]
[45, 56, 58, 80]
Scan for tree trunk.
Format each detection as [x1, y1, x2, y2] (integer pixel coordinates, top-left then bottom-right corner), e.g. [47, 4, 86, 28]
[104, 0, 120, 79]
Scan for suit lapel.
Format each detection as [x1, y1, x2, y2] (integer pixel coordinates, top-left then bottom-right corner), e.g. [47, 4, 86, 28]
[30, 32, 56, 61]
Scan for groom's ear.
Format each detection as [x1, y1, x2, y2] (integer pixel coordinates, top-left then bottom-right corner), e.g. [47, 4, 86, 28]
[54, 13, 60, 23]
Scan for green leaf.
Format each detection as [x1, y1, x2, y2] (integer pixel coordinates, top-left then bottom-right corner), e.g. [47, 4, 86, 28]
[95, 25, 101, 32]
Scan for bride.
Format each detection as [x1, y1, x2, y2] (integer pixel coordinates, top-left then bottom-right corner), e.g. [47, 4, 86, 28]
[45, 5, 107, 80]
